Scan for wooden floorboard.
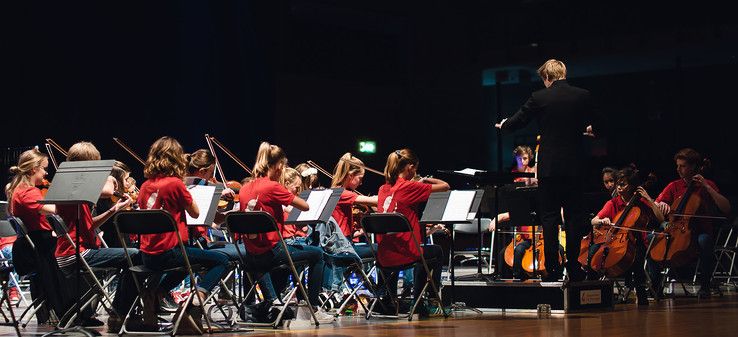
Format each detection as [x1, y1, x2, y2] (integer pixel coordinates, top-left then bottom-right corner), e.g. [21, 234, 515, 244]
[4, 292, 738, 337]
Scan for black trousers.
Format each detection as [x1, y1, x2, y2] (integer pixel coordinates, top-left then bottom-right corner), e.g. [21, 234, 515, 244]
[538, 176, 587, 280]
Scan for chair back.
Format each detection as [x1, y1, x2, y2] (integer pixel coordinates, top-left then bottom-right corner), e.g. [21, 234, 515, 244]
[113, 210, 178, 235]
[360, 213, 412, 234]
[225, 211, 279, 235]
[0, 220, 17, 238]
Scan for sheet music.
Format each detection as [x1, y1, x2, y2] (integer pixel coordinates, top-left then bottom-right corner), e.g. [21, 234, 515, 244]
[186, 185, 216, 225]
[454, 168, 486, 175]
[296, 189, 333, 221]
[441, 190, 476, 221]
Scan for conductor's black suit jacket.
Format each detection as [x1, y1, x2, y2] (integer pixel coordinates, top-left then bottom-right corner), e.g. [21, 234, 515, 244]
[501, 80, 596, 178]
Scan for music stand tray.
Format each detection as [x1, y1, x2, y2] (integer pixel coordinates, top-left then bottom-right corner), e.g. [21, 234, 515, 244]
[39, 160, 115, 337]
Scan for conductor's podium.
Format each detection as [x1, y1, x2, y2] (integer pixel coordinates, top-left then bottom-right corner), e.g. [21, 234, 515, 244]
[443, 279, 614, 312]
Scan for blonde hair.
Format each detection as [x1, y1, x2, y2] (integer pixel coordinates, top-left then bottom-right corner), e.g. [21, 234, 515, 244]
[280, 167, 303, 193]
[295, 163, 318, 190]
[67, 141, 101, 161]
[252, 142, 286, 178]
[143, 136, 187, 179]
[331, 153, 364, 188]
[6, 148, 48, 201]
[185, 149, 215, 175]
[384, 148, 419, 185]
[537, 59, 566, 81]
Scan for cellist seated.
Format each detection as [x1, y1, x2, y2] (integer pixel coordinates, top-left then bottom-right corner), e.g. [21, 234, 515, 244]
[589, 167, 663, 305]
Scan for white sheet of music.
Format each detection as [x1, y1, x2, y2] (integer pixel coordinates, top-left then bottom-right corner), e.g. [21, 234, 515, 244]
[186, 185, 216, 225]
[296, 189, 333, 222]
[454, 168, 486, 175]
[441, 190, 476, 221]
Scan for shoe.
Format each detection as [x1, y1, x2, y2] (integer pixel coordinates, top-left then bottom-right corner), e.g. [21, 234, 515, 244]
[107, 315, 123, 333]
[311, 308, 335, 324]
[159, 292, 179, 313]
[417, 300, 451, 318]
[79, 316, 105, 327]
[8, 287, 20, 305]
[697, 286, 711, 299]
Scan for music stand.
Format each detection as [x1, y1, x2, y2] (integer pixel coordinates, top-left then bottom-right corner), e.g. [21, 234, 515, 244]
[39, 160, 116, 337]
[436, 169, 533, 282]
[286, 188, 343, 225]
[504, 185, 540, 279]
[420, 189, 484, 313]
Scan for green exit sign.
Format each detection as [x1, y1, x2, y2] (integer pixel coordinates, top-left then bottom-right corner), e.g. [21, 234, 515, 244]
[358, 141, 376, 154]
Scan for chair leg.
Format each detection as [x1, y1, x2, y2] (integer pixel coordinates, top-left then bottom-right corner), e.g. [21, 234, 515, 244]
[2, 281, 22, 337]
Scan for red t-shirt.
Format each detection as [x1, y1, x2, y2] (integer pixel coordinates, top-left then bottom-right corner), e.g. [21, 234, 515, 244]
[656, 178, 720, 232]
[55, 203, 99, 259]
[137, 176, 194, 255]
[281, 208, 307, 239]
[10, 184, 52, 232]
[331, 190, 359, 239]
[238, 177, 295, 255]
[376, 177, 432, 267]
[597, 195, 656, 242]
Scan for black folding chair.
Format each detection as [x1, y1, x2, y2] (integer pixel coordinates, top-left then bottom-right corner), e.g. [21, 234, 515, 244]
[0, 219, 21, 336]
[113, 209, 212, 336]
[46, 214, 121, 328]
[225, 211, 321, 327]
[360, 212, 447, 321]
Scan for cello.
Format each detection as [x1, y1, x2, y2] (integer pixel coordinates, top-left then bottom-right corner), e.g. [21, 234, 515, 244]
[589, 192, 645, 277]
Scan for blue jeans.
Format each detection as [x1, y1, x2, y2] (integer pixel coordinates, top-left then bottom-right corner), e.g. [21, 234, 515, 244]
[1, 246, 18, 288]
[245, 243, 325, 306]
[323, 243, 376, 291]
[60, 248, 140, 316]
[142, 246, 229, 295]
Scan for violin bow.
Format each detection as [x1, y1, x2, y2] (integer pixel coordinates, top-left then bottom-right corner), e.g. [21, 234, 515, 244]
[204, 134, 229, 184]
[208, 135, 253, 176]
[112, 137, 146, 166]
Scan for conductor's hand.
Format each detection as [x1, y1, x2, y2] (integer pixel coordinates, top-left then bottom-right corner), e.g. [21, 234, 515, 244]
[495, 118, 507, 129]
[583, 125, 595, 137]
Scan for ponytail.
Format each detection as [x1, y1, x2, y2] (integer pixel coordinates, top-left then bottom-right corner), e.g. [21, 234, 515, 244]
[331, 152, 364, 188]
[383, 148, 418, 185]
[6, 148, 48, 201]
[253, 142, 286, 178]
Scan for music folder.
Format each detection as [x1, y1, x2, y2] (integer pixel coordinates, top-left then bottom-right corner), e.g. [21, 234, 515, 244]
[286, 188, 344, 225]
[420, 189, 484, 224]
[184, 177, 224, 226]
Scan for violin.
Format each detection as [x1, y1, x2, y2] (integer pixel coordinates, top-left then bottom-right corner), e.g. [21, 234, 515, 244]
[36, 178, 51, 197]
[204, 135, 252, 211]
[588, 192, 645, 277]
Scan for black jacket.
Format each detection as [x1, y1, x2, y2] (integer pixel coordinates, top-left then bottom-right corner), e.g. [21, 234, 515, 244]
[502, 80, 596, 178]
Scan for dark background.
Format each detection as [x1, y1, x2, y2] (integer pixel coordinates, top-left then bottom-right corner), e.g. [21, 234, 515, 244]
[2, 0, 737, 210]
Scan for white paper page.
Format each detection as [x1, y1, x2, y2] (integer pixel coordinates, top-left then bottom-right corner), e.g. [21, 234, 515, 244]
[296, 189, 333, 221]
[442, 190, 476, 221]
[186, 185, 216, 225]
[454, 168, 486, 175]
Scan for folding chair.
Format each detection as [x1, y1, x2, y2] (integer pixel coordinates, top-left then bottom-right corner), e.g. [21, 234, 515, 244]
[712, 219, 738, 288]
[5, 216, 59, 328]
[0, 219, 21, 337]
[46, 214, 121, 328]
[224, 211, 321, 327]
[320, 252, 378, 316]
[360, 212, 448, 321]
[113, 209, 213, 336]
[449, 218, 493, 274]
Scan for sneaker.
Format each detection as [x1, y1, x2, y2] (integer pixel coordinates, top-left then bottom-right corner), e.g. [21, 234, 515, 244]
[312, 308, 336, 324]
[173, 304, 204, 335]
[107, 315, 123, 334]
[159, 292, 179, 313]
[8, 287, 20, 305]
[79, 316, 106, 327]
[417, 301, 451, 318]
[636, 287, 649, 306]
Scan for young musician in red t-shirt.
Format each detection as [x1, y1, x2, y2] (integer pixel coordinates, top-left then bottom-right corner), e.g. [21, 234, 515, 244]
[330, 153, 378, 247]
[280, 167, 309, 240]
[5, 148, 67, 322]
[238, 142, 333, 323]
[50, 142, 140, 329]
[512, 146, 538, 186]
[652, 148, 731, 298]
[137, 137, 230, 332]
[590, 167, 663, 305]
[375, 148, 449, 315]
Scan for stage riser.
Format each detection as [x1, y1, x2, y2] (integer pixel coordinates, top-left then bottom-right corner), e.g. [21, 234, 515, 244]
[444, 281, 614, 312]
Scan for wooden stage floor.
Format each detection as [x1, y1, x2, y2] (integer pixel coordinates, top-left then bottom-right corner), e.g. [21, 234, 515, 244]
[5, 291, 738, 337]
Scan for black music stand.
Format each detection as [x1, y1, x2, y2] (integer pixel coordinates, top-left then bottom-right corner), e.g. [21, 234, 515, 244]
[437, 170, 533, 282]
[504, 185, 540, 279]
[39, 160, 115, 337]
[420, 189, 484, 313]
